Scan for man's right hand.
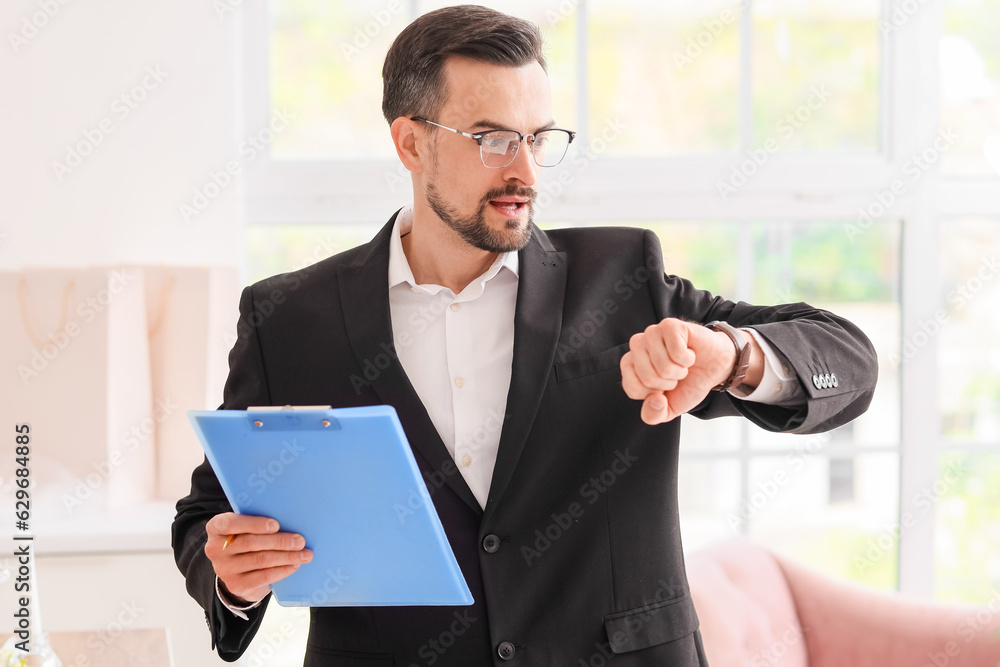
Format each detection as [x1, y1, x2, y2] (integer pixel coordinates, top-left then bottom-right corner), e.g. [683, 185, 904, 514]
[204, 512, 313, 605]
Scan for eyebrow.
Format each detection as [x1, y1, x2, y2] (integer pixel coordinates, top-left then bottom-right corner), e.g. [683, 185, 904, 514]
[468, 119, 557, 134]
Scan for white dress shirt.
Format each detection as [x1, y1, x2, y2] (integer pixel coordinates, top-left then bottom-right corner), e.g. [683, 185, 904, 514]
[218, 206, 803, 617]
[387, 205, 519, 510]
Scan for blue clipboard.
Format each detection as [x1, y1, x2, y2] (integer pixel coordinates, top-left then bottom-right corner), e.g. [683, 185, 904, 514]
[187, 405, 474, 607]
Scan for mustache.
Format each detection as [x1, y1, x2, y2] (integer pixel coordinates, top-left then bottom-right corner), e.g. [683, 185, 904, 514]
[481, 184, 537, 205]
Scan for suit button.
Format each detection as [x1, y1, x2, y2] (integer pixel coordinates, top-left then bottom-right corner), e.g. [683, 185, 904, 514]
[498, 641, 516, 660]
[483, 534, 500, 553]
[831, 373, 839, 387]
[812, 374, 821, 389]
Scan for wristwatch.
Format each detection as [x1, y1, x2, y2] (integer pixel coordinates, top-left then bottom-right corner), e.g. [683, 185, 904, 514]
[705, 321, 750, 392]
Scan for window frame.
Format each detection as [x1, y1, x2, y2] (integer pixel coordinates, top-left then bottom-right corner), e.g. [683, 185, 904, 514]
[241, 0, 1000, 599]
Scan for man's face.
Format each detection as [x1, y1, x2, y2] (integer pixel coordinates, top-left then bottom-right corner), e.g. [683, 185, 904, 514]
[420, 56, 552, 253]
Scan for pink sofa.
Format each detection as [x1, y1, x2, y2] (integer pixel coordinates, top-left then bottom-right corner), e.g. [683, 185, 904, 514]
[686, 538, 1000, 667]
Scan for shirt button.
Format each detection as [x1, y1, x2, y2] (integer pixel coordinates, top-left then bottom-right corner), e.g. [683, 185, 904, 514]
[782, 364, 789, 376]
[483, 534, 500, 553]
[450, 303, 461, 311]
[454, 377, 465, 388]
[774, 382, 782, 394]
[498, 641, 516, 660]
[410, 286, 420, 294]
[462, 455, 472, 467]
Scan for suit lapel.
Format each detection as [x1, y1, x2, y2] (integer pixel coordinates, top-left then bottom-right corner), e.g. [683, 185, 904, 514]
[337, 213, 482, 515]
[483, 226, 567, 525]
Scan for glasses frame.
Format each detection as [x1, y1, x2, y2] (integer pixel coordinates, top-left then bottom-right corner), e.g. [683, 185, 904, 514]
[410, 116, 576, 168]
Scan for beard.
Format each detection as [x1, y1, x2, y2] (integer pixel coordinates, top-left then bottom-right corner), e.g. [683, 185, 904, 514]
[425, 180, 536, 253]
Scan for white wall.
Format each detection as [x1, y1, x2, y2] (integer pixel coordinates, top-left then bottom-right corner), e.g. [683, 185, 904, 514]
[1, 2, 249, 665]
[0, 0, 243, 270]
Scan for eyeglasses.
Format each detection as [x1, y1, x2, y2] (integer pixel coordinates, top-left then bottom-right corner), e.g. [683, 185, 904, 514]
[411, 117, 576, 168]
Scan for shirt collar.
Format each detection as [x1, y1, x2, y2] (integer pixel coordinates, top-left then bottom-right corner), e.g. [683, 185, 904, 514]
[387, 204, 520, 297]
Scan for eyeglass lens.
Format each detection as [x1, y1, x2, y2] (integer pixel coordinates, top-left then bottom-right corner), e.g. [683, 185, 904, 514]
[481, 130, 570, 168]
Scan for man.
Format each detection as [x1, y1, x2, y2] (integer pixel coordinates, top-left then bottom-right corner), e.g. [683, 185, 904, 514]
[172, 6, 877, 666]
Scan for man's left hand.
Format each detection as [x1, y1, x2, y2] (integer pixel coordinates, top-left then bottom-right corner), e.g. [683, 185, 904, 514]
[620, 318, 755, 425]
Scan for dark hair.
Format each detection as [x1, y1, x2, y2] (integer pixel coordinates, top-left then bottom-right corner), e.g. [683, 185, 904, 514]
[381, 5, 547, 125]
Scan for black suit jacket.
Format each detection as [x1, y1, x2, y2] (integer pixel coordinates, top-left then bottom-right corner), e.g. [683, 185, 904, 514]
[172, 213, 877, 666]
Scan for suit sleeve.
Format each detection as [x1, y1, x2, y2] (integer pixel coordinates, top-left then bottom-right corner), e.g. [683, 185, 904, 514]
[641, 229, 878, 434]
[171, 285, 273, 662]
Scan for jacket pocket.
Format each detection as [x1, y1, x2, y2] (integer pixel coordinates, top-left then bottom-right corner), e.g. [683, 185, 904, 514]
[603, 591, 700, 654]
[555, 342, 631, 383]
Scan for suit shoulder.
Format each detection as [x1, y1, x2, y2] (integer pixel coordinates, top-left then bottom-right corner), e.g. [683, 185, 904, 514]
[538, 226, 656, 266]
[540, 225, 650, 254]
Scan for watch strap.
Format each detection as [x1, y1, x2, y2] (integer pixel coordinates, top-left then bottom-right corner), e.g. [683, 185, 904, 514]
[706, 321, 750, 392]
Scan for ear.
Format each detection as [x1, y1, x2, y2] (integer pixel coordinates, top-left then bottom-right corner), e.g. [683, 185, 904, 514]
[390, 117, 427, 173]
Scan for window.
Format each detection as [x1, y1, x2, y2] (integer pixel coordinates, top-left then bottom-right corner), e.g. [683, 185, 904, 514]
[243, 0, 1000, 604]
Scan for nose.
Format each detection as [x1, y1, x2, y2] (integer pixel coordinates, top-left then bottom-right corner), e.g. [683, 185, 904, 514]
[499, 135, 538, 188]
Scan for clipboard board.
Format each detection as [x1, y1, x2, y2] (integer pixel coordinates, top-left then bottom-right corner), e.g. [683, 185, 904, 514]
[187, 405, 474, 607]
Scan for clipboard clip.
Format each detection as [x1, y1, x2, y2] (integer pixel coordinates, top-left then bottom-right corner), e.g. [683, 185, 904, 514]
[248, 405, 333, 411]
[246, 405, 337, 430]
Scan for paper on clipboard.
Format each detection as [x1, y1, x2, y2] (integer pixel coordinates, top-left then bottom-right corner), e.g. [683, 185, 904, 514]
[187, 405, 474, 607]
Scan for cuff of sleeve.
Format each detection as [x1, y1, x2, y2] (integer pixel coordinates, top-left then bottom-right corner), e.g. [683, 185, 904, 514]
[728, 328, 805, 406]
[216, 575, 263, 620]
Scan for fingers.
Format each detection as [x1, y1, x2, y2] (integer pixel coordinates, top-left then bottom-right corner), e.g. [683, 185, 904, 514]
[227, 544, 314, 575]
[641, 392, 672, 425]
[204, 513, 313, 604]
[622, 320, 697, 398]
[207, 512, 279, 539]
[622, 319, 728, 425]
[218, 529, 308, 556]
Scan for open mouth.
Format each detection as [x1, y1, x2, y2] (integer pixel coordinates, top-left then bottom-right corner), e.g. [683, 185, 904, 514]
[488, 198, 529, 218]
